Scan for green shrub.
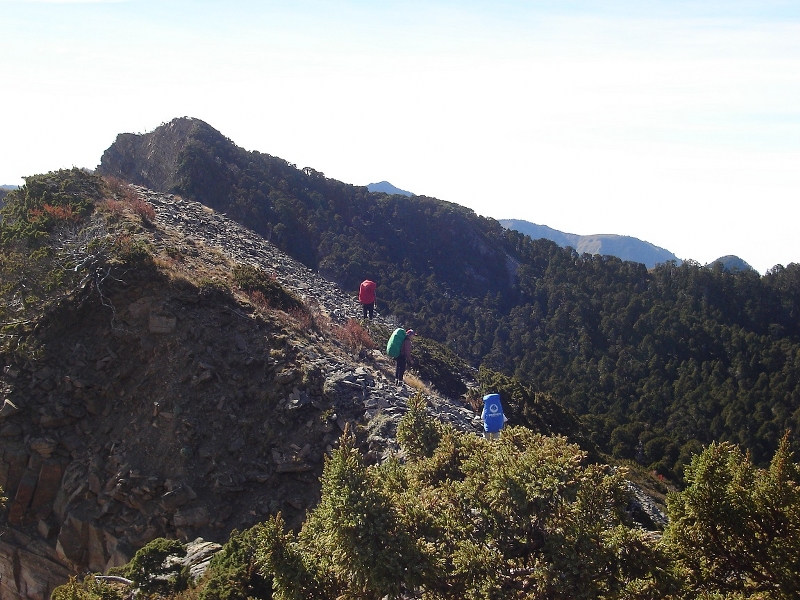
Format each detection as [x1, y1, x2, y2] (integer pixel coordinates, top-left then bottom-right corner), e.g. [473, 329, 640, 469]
[257, 420, 664, 599]
[51, 576, 123, 600]
[0, 168, 103, 243]
[112, 234, 153, 266]
[663, 433, 800, 598]
[396, 393, 445, 460]
[232, 264, 300, 311]
[0, 170, 116, 343]
[198, 525, 272, 600]
[119, 538, 189, 597]
[196, 276, 232, 301]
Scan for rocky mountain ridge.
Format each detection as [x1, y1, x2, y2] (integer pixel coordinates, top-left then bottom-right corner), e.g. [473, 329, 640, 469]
[0, 185, 482, 600]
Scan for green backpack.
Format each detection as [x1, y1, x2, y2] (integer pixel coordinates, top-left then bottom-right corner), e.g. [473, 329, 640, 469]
[386, 328, 407, 358]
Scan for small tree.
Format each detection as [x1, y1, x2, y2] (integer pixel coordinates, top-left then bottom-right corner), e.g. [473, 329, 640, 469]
[119, 538, 189, 597]
[396, 392, 445, 460]
[198, 525, 273, 600]
[663, 433, 800, 598]
[51, 576, 124, 600]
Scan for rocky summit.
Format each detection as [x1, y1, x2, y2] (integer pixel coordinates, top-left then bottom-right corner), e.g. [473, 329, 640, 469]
[0, 186, 482, 600]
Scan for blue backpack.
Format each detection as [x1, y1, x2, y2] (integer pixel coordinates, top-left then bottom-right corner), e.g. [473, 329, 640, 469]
[482, 394, 506, 433]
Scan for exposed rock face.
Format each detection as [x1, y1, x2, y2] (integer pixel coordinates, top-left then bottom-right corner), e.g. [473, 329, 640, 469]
[98, 118, 202, 194]
[0, 529, 71, 600]
[0, 188, 483, 599]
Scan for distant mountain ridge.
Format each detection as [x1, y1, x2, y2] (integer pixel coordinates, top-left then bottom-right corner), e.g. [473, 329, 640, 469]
[500, 219, 680, 270]
[0, 184, 17, 209]
[366, 181, 413, 196]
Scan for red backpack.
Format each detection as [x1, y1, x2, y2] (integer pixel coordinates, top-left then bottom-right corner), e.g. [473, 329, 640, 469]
[359, 280, 376, 304]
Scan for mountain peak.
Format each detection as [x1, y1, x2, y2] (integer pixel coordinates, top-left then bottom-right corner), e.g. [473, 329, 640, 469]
[366, 181, 413, 197]
[708, 255, 754, 272]
[98, 117, 225, 195]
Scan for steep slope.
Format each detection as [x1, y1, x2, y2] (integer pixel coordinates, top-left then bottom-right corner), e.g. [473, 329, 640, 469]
[96, 117, 201, 194]
[0, 177, 482, 599]
[499, 219, 681, 269]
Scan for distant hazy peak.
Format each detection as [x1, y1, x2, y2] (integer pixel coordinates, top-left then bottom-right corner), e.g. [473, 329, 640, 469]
[367, 181, 413, 197]
[500, 219, 680, 270]
[708, 255, 755, 272]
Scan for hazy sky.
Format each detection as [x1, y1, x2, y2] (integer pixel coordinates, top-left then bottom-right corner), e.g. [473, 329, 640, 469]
[3, 1, 799, 274]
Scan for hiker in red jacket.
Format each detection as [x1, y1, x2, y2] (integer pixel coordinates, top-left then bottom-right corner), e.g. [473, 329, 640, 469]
[359, 279, 376, 319]
[396, 329, 415, 385]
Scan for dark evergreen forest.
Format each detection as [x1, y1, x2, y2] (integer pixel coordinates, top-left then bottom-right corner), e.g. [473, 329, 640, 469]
[101, 119, 800, 481]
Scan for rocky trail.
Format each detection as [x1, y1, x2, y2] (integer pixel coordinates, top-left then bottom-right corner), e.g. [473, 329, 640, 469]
[140, 187, 484, 435]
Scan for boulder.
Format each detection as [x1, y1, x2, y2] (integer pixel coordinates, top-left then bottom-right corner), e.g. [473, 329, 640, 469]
[149, 312, 177, 333]
[160, 484, 197, 511]
[0, 399, 21, 417]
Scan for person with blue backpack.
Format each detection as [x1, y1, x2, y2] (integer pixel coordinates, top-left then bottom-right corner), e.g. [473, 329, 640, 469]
[481, 393, 507, 440]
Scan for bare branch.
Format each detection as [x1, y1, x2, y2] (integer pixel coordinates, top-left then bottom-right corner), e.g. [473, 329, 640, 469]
[51, 216, 111, 275]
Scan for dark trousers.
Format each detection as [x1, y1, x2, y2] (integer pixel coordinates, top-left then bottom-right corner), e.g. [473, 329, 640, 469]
[361, 302, 374, 319]
[395, 355, 407, 382]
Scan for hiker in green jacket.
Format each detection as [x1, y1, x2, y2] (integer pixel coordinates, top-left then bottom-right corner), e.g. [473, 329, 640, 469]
[395, 329, 415, 385]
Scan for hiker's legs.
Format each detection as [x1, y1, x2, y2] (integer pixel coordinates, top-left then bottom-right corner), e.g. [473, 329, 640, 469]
[395, 355, 406, 383]
[362, 302, 373, 319]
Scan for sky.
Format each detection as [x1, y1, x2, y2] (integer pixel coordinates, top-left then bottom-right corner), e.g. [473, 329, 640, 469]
[2, 1, 800, 274]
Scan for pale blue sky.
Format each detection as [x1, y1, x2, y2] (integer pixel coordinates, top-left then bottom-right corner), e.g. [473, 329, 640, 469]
[2, 0, 799, 273]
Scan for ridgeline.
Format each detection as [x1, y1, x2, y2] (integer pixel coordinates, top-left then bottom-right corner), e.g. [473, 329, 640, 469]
[99, 117, 800, 481]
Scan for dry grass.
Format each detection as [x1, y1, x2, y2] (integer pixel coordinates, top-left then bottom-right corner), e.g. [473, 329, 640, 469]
[101, 198, 128, 217]
[246, 290, 272, 312]
[104, 175, 129, 198]
[130, 197, 155, 223]
[99, 177, 155, 224]
[403, 373, 430, 393]
[287, 300, 329, 332]
[333, 318, 376, 354]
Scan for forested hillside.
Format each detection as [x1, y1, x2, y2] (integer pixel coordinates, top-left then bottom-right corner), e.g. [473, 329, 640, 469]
[99, 117, 800, 481]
